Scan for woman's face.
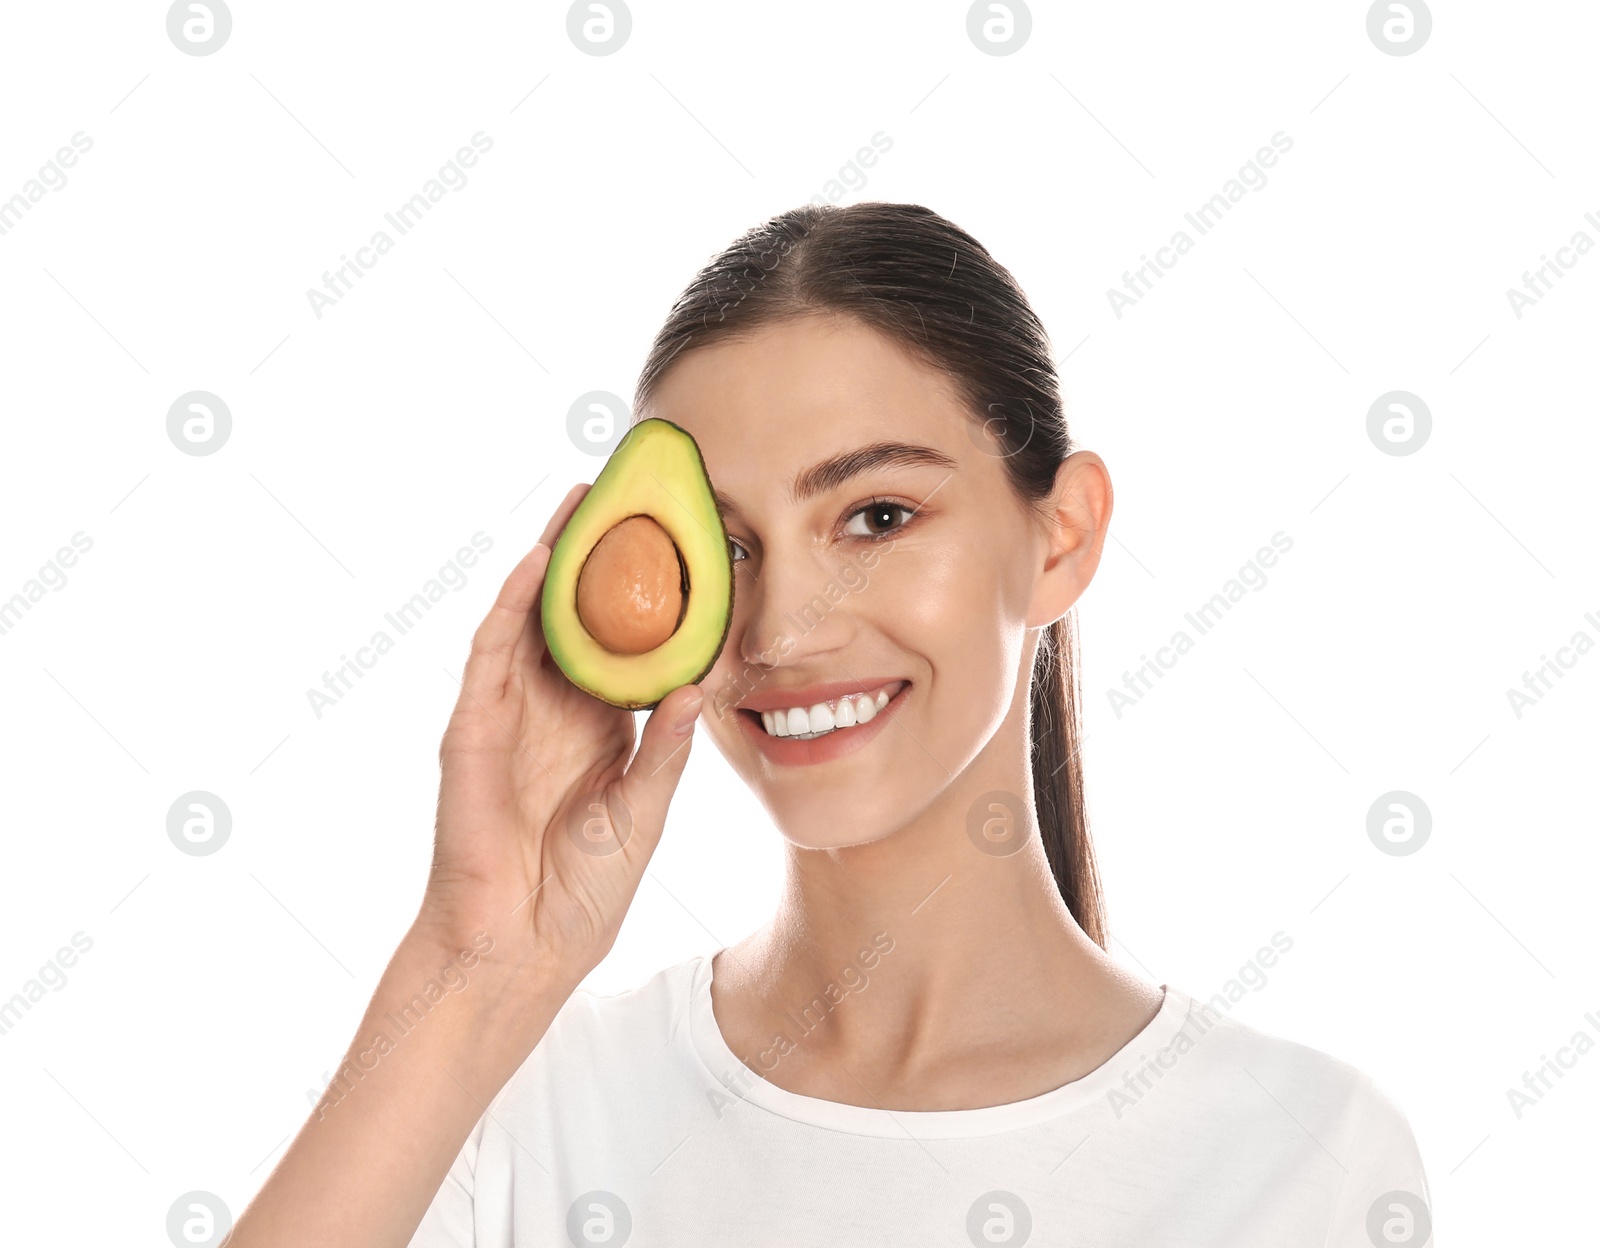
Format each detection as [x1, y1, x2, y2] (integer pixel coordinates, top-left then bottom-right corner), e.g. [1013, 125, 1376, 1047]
[641, 312, 1070, 851]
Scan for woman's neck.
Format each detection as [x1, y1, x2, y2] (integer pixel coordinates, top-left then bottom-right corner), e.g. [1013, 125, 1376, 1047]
[710, 816, 1163, 1110]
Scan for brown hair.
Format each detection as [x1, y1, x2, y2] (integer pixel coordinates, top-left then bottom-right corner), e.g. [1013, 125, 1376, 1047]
[631, 201, 1108, 949]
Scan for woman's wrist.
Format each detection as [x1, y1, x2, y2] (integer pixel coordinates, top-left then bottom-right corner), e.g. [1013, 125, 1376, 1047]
[379, 918, 585, 1082]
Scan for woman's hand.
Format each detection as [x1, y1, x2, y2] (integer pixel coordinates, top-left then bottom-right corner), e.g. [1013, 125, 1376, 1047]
[417, 482, 705, 999]
[226, 485, 701, 1248]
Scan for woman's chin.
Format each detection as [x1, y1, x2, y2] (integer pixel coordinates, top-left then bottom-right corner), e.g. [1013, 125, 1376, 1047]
[766, 809, 899, 853]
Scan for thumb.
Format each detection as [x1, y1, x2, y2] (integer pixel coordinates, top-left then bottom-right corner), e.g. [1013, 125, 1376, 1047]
[618, 683, 704, 843]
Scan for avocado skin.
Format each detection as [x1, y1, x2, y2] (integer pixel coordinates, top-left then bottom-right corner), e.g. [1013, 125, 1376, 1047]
[540, 418, 734, 710]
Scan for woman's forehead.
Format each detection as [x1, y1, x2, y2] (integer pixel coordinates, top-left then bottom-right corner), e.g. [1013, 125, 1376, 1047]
[644, 317, 972, 490]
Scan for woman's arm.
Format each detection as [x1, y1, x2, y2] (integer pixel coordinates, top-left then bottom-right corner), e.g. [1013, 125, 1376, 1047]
[227, 484, 706, 1247]
[226, 924, 578, 1247]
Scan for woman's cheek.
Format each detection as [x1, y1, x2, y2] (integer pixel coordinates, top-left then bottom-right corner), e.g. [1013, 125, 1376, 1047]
[890, 542, 1019, 730]
[874, 539, 987, 636]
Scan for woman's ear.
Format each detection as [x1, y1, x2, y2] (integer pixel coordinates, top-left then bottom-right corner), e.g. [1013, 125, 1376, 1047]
[1024, 450, 1114, 628]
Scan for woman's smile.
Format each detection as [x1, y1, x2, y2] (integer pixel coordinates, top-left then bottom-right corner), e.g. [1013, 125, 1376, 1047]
[747, 677, 908, 738]
[734, 678, 913, 766]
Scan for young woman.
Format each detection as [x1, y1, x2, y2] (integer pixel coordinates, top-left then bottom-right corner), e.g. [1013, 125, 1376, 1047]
[230, 203, 1430, 1247]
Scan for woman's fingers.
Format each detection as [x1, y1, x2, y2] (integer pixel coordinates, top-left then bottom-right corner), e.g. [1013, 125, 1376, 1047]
[540, 483, 591, 547]
[458, 483, 592, 707]
[616, 684, 704, 861]
[511, 482, 592, 680]
[460, 542, 553, 706]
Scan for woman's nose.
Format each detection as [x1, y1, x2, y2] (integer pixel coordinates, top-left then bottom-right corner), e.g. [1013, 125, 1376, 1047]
[735, 547, 854, 669]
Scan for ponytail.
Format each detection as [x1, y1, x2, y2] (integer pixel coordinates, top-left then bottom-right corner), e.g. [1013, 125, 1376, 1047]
[1029, 614, 1107, 948]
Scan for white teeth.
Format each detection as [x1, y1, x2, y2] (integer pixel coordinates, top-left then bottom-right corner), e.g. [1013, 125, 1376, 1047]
[750, 681, 903, 739]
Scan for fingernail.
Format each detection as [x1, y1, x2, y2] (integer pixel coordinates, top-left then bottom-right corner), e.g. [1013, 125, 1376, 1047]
[674, 695, 703, 735]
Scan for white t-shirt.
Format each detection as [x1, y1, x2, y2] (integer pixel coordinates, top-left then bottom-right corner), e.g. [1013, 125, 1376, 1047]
[408, 952, 1432, 1247]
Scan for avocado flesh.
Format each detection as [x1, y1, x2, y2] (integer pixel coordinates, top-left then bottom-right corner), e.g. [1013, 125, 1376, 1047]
[541, 418, 733, 710]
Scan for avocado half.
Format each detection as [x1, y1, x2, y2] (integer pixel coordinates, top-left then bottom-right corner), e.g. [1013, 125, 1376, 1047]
[540, 418, 734, 710]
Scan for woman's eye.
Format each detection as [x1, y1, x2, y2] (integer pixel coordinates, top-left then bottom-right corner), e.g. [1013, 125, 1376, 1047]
[726, 502, 913, 563]
[844, 500, 913, 541]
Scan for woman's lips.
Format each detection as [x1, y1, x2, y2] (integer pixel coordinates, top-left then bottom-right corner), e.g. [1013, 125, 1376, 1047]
[734, 681, 912, 767]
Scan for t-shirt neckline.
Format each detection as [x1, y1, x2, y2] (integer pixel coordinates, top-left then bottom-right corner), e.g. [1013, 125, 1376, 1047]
[684, 949, 1195, 1138]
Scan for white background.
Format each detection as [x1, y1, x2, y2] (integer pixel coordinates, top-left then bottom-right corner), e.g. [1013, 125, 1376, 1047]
[1, 1, 1595, 1242]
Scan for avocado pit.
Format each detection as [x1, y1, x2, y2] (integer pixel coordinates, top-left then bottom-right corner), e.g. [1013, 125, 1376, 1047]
[575, 514, 689, 655]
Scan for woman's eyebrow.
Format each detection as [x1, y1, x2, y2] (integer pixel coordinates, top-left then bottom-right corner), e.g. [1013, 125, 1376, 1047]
[714, 441, 958, 518]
